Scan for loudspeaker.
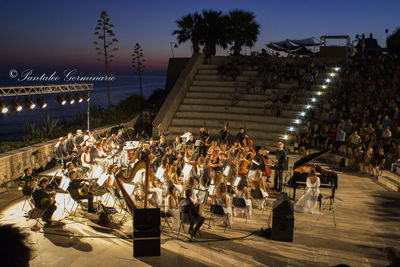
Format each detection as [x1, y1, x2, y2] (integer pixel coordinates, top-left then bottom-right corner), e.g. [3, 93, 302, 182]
[272, 193, 293, 217]
[271, 193, 294, 242]
[133, 208, 160, 257]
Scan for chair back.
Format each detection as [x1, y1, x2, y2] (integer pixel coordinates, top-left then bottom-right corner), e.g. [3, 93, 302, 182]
[233, 197, 246, 208]
[251, 189, 264, 199]
[211, 204, 225, 216]
[180, 211, 193, 224]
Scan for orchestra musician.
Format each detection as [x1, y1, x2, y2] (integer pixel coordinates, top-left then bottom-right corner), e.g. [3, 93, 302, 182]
[54, 137, 71, 163]
[65, 132, 77, 157]
[81, 146, 94, 173]
[180, 188, 205, 241]
[67, 170, 96, 213]
[236, 127, 247, 147]
[108, 134, 119, 151]
[219, 125, 230, 145]
[32, 177, 57, 224]
[199, 126, 209, 157]
[74, 129, 84, 149]
[116, 129, 125, 149]
[20, 167, 34, 196]
[158, 136, 168, 156]
[272, 142, 287, 192]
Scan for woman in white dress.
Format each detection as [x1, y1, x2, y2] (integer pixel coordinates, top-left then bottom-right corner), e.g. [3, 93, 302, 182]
[214, 183, 232, 226]
[235, 179, 252, 217]
[165, 184, 180, 228]
[294, 170, 320, 214]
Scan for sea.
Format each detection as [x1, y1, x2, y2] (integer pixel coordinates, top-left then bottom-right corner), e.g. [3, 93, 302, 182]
[0, 74, 166, 141]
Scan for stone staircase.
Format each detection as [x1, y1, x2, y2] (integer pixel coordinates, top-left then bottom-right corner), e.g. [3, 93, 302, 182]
[164, 63, 325, 148]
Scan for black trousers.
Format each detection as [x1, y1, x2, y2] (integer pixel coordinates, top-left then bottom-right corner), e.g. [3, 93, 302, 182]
[72, 193, 94, 210]
[190, 216, 205, 234]
[274, 168, 283, 192]
[43, 204, 57, 220]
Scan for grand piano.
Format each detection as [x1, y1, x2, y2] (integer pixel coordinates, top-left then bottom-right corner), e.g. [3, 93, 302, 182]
[287, 148, 338, 200]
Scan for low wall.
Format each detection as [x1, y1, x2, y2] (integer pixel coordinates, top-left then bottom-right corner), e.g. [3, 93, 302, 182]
[152, 54, 204, 137]
[0, 115, 140, 185]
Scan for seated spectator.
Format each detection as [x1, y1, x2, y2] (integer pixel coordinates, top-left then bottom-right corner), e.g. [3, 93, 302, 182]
[374, 148, 386, 177]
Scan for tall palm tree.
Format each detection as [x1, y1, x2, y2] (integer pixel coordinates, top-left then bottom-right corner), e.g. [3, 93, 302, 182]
[172, 12, 202, 54]
[227, 9, 260, 56]
[200, 9, 229, 55]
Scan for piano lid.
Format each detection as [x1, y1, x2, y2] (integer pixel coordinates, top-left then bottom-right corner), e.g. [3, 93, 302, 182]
[293, 148, 331, 169]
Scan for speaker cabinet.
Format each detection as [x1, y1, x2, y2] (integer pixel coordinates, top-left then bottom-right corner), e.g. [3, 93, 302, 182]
[133, 208, 160, 257]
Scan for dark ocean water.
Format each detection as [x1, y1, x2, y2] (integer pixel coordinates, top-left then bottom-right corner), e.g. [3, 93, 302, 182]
[0, 74, 166, 141]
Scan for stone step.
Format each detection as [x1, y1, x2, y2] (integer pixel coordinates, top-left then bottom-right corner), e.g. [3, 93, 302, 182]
[185, 91, 313, 104]
[170, 117, 291, 133]
[377, 175, 400, 192]
[198, 64, 258, 71]
[182, 97, 306, 110]
[382, 170, 400, 183]
[174, 111, 293, 124]
[197, 69, 258, 75]
[194, 74, 254, 82]
[192, 80, 248, 87]
[189, 86, 323, 96]
[166, 125, 294, 144]
[178, 104, 301, 117]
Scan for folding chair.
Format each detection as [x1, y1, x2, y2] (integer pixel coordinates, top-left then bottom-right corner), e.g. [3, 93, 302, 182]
[26, 207, 44, 230]
[233, 197, 248, 223]
[160, 210, 173, 232]
[251, 189, 268, 214]
[22, 196, 34, 212]
[208, 204, 230, 232]
[177, 212, 202, 238]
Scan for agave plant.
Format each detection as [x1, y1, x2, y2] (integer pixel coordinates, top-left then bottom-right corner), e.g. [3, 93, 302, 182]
[41, 114, 59, 138]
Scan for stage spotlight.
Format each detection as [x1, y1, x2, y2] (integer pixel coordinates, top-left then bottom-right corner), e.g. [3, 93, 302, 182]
[311, 98, 316, 102]
[24, 97, 36, 109]
[66, 94, 75, 104]
[74, 93, 83, 103]
[306, 105, 311, 109]
[334, 67, 340, 72]
[36, 97, 47, 108]
[295, 119, 300, 124]
[330, 73, 335, 77]
[300, 112, 305, 116]
[317, 91, 322, 95]
[322, 85, 327, 89]
[289, 127, 294, 131]
[56, 94, 66, 105]
[82, 93, 90, 102]
[325, 78, 331, 83]
[0, 100, 8, 114]
[11, 99, 23, 112]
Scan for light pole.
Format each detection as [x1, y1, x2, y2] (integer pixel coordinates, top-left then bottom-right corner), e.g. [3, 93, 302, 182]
[170, 42, 178, 58]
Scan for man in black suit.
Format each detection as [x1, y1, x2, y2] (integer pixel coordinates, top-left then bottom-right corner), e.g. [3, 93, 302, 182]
[273, 142, 287, 192]
[199, 126, 209, 157]
[32, 177, 57, 224]
[219, 125, 230, 145]
[180, 189, 205, 241]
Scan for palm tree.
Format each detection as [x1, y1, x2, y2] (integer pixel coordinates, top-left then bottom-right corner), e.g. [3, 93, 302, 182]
[227, 9, 260, 56]
[172, 12, 202, 54]
[200, 9, 229, 55]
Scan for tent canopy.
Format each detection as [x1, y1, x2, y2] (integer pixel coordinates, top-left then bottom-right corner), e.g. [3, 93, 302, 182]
[266, 38, 318, 54]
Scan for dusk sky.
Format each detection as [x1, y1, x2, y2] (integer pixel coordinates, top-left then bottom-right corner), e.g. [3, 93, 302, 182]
[1, 0, 399, 75]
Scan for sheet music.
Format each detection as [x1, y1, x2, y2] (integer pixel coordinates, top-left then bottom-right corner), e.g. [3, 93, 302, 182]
[223, 166, 230, 176]
[182, 163, 192, 181]
[155, 167, 165, 182]
[234, 176, 241, 187]
[59, 176, 71, 191]
[247, 170, 256, 179]
[122, 183, 135, 195]
[208, 184, 215, 195]
[97, 173, 108, 186]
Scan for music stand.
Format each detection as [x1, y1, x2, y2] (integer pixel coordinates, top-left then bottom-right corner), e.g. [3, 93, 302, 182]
[233, 176, 241, 187]
[208, 184, 216, 196]
[315, 184, 341, 228]
[223, 166, 230, 177]
[193, 188, 209, 204]
[182, 164, 192, 181]
[155, 167, 165, 183]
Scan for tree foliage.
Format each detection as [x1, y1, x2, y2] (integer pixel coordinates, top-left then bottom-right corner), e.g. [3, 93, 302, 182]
[172, 9, 260, 56]
[387, 27, 400, 55]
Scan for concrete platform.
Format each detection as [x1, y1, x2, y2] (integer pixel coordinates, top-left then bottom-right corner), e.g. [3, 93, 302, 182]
[1, 154, 399, 267]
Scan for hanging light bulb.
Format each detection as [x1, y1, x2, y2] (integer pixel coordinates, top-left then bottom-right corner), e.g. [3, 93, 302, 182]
[36, 97, 47, 108]
[0, 99, 8, 113]
[66, 94, 75, 104]
[74, 93, 83, 103]
[56, 94, 66, 105]
[24, 97, 36, 109]
[82, 93, 90, 102]
[11, 99, 23, 112]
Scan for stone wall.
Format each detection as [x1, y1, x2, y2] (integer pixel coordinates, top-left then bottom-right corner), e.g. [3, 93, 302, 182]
[152, 54, 204, 137]
[0, 114, 140, 185]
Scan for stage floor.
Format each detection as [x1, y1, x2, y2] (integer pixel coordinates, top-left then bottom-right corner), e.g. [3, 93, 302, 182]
[1, 154, 399, 267]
